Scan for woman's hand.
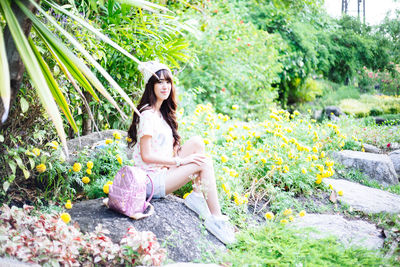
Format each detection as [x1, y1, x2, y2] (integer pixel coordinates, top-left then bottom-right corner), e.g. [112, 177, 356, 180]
[180, 153, 207, 166]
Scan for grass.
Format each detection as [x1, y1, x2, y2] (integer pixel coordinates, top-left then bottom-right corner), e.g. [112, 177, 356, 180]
[221, 224, 395, 266]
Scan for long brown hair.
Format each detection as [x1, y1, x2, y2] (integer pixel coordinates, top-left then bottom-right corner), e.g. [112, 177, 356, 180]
[127, 69, 180, 149]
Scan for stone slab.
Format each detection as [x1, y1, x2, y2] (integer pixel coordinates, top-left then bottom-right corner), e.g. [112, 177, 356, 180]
[333, 150, 398, 185]
[324, 178, 400, 214]
[291, 214, 384, 250]
[69, 195, 225, 263]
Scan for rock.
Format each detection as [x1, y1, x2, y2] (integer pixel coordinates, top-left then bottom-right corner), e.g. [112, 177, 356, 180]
[312, 110, 323, 121]
[363, 144, 381, 154]
[389, 149, 400, 177]
[332, 150, 398, 185]
[291, 214, 384, 250]
[324, 106, 344, 119]
[375, 117, 386, 125]
[66, 129, 129, 163]
[164, 264, 221, 267]
[324, 179, 400, 214]
[0, 257, 40, 267]
[69, 195, 225, 263]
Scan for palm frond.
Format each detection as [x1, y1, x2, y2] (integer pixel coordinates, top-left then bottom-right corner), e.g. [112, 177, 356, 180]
[0, 26, 10, 123]
[0, 0, 68, 154]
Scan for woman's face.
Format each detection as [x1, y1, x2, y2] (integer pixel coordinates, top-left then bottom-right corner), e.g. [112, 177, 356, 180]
[153, 73, 172, 102]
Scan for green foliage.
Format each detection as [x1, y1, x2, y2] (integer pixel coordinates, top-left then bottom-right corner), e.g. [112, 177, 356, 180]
[40, 2, 193, 133]
[323, 16, 391, 84]
[178, 0, 282, 120]
[339, 94, 400, 118]
[222, 224, 395, 266]
[293, 77, 323, 103]
[333, 115, 400, 149]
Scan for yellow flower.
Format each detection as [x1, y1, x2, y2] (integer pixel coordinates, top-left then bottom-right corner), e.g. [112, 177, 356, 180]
[283, 208, 292, 216]
[60, 213, 71, 224]
[312, 154, 318, 161]
[289, 215, 294, 222]
[82, 176, 90, 184]
[265, 212, 274, 220]
[32, 148, 41, 156]
[116, 155, 123, 165]
[280, 219, 288, 225]
[50, 141, 59, 150]
[283, 165, 289, 173]
[301, 168, 307, 174]
[86, 161, 94, 169]
[261, 158, 267, 164]
[86, 168, 92, 175]
[320, 151, 325, 158]
[221, 155, 228, 163]
[113, 131, 121, 140]
[232, 105, 239, 110]
[72, 163, 82, 172]
[103, 184, 110, 194]
[36, 163, 46, 173]
[65, 200, 72, 209]
[299, 210, 306, 217]
[204, 138, 210, 145]
[105, 139, 113, 144]
[315, 178, 322, 184]
[183, 192, 190, 199]
[338, 190, 343, 196]
[106, 181, 113, 185]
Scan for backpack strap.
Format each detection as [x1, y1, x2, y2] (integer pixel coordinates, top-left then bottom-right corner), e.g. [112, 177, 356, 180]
[146, 174, 154, 203]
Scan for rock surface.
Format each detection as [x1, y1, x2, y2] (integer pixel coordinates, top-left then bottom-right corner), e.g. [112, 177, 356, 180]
[69, 195, 225, 263]
[67, 129, 127, 154]
[66, 129, 129, 163]
[324, 178, 400, 214]
[389, 149, 400, 177]
[291, 214, 384, 250]
[0, 257, 39, 267]
[363, 144, 381, 154]
[333, 150, 398, 185]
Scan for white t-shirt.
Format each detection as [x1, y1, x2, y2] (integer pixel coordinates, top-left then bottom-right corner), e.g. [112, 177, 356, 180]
[132, 109, 174, 172]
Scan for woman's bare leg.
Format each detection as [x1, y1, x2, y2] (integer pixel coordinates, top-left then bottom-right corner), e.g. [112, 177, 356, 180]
[175, 136, 204, 192]
[165, 136, 222, 216]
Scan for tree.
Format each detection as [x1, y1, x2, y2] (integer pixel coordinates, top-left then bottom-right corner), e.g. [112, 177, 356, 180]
[0, 0, 169, 155]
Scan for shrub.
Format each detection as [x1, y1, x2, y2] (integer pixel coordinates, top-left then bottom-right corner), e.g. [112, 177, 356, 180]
[0, 204, 166, 266]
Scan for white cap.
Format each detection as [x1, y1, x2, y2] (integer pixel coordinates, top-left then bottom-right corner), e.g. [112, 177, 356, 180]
[138, 61, 172, 85]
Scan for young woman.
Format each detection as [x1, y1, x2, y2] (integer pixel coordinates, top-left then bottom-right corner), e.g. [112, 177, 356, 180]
[127, 61, 235, 244]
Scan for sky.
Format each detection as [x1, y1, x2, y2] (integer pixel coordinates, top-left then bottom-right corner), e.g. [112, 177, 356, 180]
[323, 0, 400, 25]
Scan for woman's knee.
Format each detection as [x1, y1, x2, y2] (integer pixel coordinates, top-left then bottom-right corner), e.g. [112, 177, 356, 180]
[190, 135, 205, 153]
[199, 156, 214, 170]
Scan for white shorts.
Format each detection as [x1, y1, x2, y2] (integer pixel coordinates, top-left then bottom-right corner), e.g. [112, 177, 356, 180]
[146, 169, 167, 199]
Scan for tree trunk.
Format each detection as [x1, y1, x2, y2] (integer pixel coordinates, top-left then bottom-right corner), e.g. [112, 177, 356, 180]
[81, 91, 92, 135]
[0, 0, 39, 130]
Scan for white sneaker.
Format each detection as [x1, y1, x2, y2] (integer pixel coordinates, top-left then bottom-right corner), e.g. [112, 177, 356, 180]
[205, 215, 236, 245]
[184, 191, 211, 219]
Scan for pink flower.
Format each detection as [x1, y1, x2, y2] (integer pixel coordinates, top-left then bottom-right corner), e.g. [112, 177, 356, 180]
[368, 72, 373, 78]
[387, 143, 391, 148]
[221, 87, 226, 92]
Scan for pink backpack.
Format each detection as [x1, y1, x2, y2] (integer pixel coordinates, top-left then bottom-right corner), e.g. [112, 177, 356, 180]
[105, 166, 154, 219]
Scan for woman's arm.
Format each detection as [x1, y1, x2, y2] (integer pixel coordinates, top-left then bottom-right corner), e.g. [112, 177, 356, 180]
[140, 135, 206, 166]
[140, 135, 176, 166]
